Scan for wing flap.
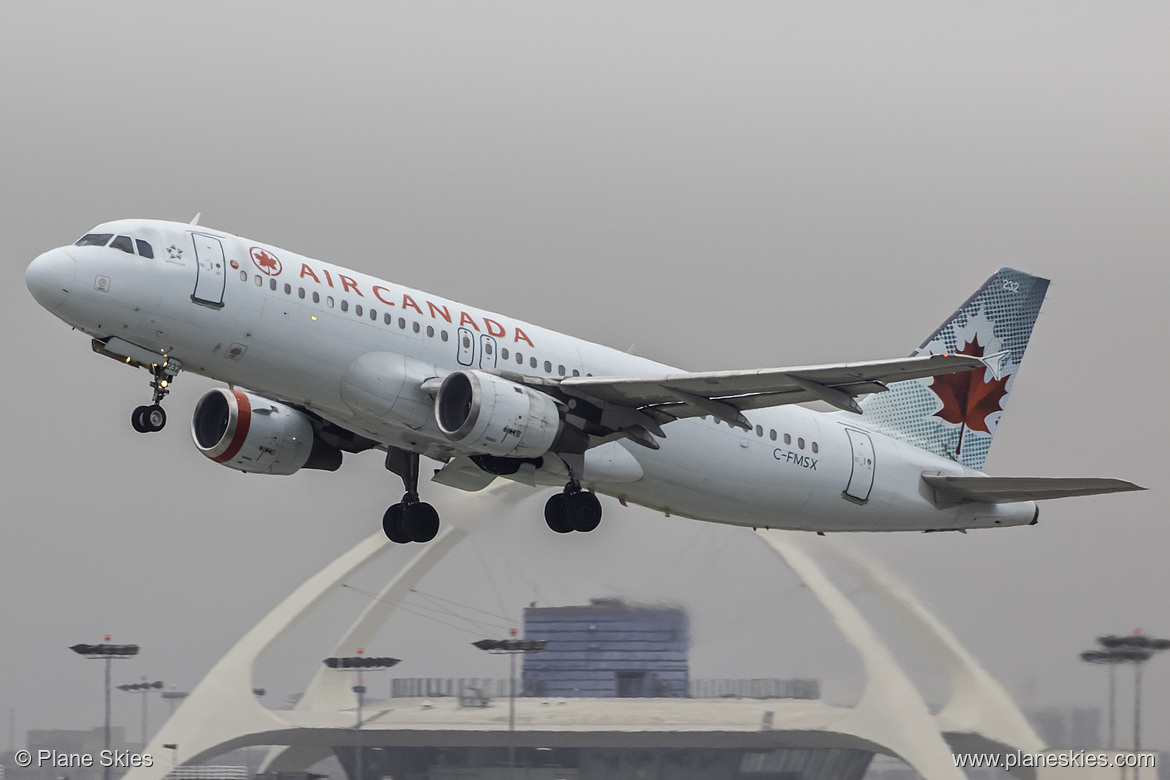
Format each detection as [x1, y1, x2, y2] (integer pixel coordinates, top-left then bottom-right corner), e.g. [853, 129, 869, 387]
[922, 473, 1145, 504]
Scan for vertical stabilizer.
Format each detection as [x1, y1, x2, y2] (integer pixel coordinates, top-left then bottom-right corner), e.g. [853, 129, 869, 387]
[858, 268, 1049, 470]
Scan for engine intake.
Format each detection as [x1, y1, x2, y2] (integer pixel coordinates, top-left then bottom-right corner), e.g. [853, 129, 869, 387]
[191, 388, 342, 475]
[435, 370, 562, 459]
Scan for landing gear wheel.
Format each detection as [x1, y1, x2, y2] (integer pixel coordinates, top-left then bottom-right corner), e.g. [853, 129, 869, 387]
[382, 504, 411, 544]
[564, 491, 602, 532]
[143, 404, 167, 432]
[544, 493, 573, 534]
[131, 406, 150, 433]
[402, 502, 440, 543]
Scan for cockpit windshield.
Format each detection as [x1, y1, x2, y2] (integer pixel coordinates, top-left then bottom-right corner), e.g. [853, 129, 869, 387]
[75, 233, 113, 247]
[75, 233, 154, 258]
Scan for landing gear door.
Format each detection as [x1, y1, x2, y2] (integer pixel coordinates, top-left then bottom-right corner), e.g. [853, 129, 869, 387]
[844, 429, 875, 504]
[456, 327, 475, 366]
[190, 233, 226, 307]
[479, 335, 498, 369]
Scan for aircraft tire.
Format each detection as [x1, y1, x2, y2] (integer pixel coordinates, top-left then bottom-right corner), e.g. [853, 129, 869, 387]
[382, 504, 411, 544]
[544, 493, 573, 533]
[565, 491, 602, 533]
[131, 406, 150, 433]
[144, 404, 167, 432]
[404, 502, 440, 543]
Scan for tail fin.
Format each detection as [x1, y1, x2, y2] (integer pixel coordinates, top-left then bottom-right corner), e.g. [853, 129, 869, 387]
[858, 268, 1050, 470]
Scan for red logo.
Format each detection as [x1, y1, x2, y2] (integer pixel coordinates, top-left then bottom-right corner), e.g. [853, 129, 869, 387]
[929, 334, 1010, 454]
[250, 247, 282, 276]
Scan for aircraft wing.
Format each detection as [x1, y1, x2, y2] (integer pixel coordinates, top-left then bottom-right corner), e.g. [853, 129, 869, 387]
[921, 474, 1145, 504]
[551, 353, 986, 432]
[483, 353, 988, 449]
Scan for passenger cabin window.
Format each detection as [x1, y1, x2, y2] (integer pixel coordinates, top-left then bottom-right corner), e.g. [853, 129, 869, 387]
[135, 239, 154, 258]
[110, 235, 134, 254]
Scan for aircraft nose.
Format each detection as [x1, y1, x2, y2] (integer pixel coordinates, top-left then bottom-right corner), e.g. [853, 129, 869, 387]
[26, 248, 77, 311]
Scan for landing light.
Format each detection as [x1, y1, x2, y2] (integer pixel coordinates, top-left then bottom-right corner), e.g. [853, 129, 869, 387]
[160, 380, 168, 388]
[311, 315, 317, 321]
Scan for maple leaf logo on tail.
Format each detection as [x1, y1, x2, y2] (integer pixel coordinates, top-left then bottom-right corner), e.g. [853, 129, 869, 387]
[929, 334, 1010, 455]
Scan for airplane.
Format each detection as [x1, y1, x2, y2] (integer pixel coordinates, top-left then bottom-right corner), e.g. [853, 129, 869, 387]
[25, 218, 1142, 543]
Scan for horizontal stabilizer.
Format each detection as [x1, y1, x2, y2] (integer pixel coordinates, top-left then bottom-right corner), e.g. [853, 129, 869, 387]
[922, 472, 1145, 504]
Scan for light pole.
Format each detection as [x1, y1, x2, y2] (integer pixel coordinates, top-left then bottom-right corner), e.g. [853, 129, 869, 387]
[1095, 632, 1169, 779]
[161, 688, 189, 717]
[1080, 650, 1133, 748]
[323, 651, 400, 780]
[117, 679, 163, 745]
[472, 633, 547, 780]
[71, 637, 139, 780]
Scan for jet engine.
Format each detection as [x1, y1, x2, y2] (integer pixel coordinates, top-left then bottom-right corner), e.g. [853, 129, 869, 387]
[434, 370, 562, 459]
[191, 388, 342, 475]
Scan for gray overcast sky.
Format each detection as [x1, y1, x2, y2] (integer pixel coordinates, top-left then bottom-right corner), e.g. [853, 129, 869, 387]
[2, 1, 1167, 752]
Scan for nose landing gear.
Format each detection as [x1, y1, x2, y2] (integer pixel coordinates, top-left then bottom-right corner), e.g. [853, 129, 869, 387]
[131, 359, 181, 433]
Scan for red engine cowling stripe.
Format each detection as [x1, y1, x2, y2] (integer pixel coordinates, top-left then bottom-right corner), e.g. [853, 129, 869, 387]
[213, 389, 252, 463]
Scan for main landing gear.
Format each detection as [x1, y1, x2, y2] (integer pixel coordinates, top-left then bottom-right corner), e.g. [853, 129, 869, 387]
[382, 449, 440, 544]
[544, 487, 603, 534]
[544, 454, 603, 534]
[131, 359, 181, 434]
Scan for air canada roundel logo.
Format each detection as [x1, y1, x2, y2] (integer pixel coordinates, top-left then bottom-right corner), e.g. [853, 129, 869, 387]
[250, 247, 282, 276]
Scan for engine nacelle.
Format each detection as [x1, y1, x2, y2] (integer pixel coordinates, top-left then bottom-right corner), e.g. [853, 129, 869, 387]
[191, 388, 342, 475]
[435, 370, 562, 459]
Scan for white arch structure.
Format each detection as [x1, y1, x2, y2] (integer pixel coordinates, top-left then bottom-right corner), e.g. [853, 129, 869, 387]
[124, 518, 1041, 780]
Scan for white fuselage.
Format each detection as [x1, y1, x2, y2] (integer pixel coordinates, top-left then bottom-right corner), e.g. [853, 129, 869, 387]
[28, 219, 1037, 532]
